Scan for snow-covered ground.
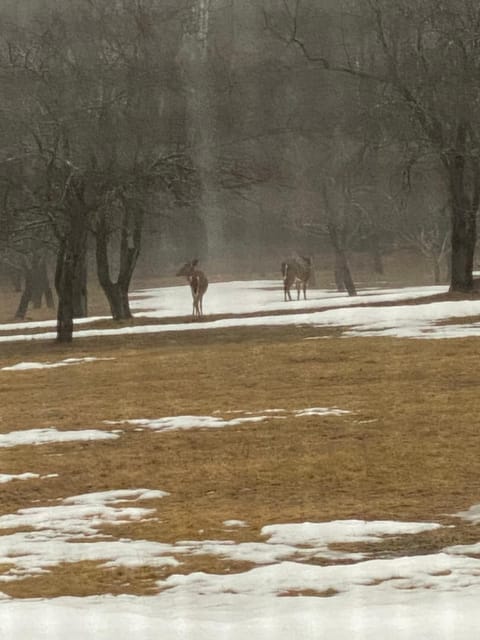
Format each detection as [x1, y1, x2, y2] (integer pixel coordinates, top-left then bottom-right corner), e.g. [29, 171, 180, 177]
[1, 587, 479, 640]
[2, 280, 480, 637]
[1, 493, 480, 638]
[2, 280, 480, 343]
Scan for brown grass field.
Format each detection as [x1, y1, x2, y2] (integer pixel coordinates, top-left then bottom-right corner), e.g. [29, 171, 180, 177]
[1, 275, 480, 599]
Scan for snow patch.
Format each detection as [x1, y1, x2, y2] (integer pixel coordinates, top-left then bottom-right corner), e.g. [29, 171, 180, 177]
[1, 281, 477, 343]
[0, 489, 173, 580]
[0, 428, 119, 448]
[0, 473, 58, 484]
[263, 519, 442, 545]
[109, 407, 350, 433]
[1, 357, 114, 371]
[454, 504, 480, 524]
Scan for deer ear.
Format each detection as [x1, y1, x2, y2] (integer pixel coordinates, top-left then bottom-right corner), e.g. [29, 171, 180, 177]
[191, 259, 199, 267]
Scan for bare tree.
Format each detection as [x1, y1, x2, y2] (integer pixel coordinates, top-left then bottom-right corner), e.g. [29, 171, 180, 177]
[0, 0, 194, 338]
[264, 0, 480, 293]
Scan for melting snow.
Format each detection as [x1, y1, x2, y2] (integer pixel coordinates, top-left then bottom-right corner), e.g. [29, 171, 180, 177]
[174, 520, 442, 565]
[0, 473, 39, 484]
[0, 497, 450, 584]
[262, 519, 442, 549]
[0, 489, 173, 581]
[293, 407, 350, 417]
[1, 357, 114, 371]
[0, 428, 119, 448]
[1, 281, 480, 343]
[109, 407, 350, 433]
[0, 489, 480, 638]
[159, 553, 480, 597]
[0, 473, 58, 484]
[116, 415, 268, 432]
[453, 504, 480, 524]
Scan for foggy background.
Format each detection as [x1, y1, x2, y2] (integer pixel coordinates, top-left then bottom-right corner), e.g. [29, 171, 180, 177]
[0, 0, 457, 296]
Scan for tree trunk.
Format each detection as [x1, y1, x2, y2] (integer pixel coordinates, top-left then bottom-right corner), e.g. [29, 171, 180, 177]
[447, 153, 477, 293]
[10, 269, 22, 292]
[95, 203, 141, 321]
[433, 257, 441, 285]
[370, 232, 384, 275]
[100, 281, 133, 320]
[449, 205, 476, 292]
[15, 269, 33, 319]
[55, 201, 89, 343]
[31, 256, 55, 310]
[45, 285, 55, 309]
[445, 248, 452, 282]
[334, 258, 346, 292]
[72, 256, 88, 318]
[14, 255, 54, 319]
[31, 259, 43, 309]
[334, 249, 357, 296]
[328, 223, 357, 296]
[55, 242, 74, 343]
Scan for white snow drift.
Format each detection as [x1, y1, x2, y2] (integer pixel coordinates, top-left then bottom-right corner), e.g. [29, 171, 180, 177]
[2, 281, 480, 343]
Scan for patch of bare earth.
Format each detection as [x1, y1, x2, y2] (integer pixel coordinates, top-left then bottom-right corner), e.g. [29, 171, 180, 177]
[1, 298, 480, 597]
[278, 588, 339, 598]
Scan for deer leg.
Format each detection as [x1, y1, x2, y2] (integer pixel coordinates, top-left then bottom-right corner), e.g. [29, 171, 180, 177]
[193, 293, 202, 318]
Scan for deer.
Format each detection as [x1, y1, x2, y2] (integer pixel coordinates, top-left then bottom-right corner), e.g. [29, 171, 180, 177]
[176, 259, 208, 318]
[281, 256, 312, 301]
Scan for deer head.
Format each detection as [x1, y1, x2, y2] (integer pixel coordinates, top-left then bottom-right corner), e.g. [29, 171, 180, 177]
[176, 259, 199, 277]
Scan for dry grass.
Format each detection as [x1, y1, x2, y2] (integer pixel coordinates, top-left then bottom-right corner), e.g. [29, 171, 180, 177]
[1, 285, 480, 597]
[278, 588, 339, 597]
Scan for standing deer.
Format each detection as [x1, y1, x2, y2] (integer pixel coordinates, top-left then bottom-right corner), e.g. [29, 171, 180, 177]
[176, 259, 208, 318]
[281, 256, 312, 301]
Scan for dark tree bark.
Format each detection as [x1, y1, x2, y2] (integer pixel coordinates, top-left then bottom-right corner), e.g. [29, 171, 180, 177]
[72, 253, 88, 318]
[10, 269, 22, 292]
[14, 254, 54, 319]
[31, 256, 55, 310]
[327, 222, 357, 296]
[433, 258, 441, 285]
[95, 201, 142, 321]
[370, 231, 384, 275]
[15, 269, 33, 319]
[55, 240, 74, 343]
[320, 181, 357, 296]
[445, 152, 478, 293]
[55, 184, 90, 343]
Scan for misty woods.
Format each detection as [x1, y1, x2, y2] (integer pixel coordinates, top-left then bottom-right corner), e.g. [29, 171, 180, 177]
[0, 1, 479, 340]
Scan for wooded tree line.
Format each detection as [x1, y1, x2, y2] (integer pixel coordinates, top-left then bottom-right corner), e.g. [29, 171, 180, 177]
[0, 0, 479, 341]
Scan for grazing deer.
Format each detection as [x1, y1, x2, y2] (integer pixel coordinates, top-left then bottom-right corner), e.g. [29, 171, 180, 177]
[176, 259, 208, 318]
[281, 256, 312, 301]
